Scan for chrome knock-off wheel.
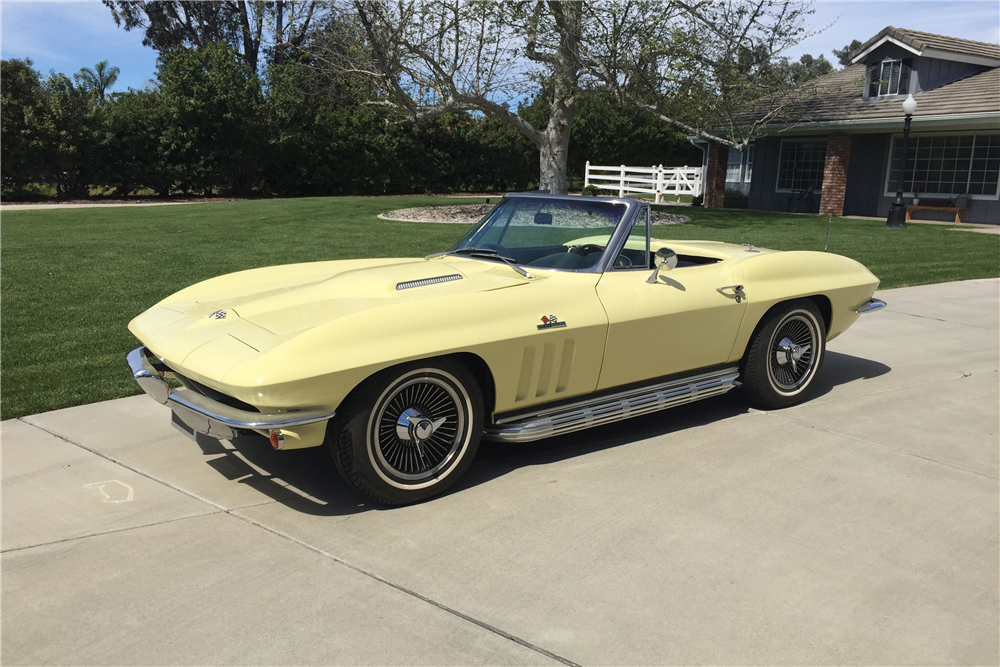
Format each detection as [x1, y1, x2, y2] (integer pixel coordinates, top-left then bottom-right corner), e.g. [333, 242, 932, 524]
[328, 361, 483, 505]
[373, 375, 466, 484]
[742, 300, 826, 409]
[768, 315, 818, 393]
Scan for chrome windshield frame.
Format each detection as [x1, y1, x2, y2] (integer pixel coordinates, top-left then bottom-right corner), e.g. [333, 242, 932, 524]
[445, 193, 645, 274]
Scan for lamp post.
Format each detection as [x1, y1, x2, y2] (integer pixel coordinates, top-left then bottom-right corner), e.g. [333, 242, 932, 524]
[886, 94, 918, 228]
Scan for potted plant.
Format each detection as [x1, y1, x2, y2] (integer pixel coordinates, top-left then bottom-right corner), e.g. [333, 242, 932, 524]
[912, 184, 921, 206]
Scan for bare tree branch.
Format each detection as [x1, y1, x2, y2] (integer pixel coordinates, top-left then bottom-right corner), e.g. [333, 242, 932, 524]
[312, 0, 816, 192]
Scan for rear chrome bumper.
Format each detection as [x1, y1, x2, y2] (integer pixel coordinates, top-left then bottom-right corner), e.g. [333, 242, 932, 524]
[127, 346, 335, 441]
[855, 298, 887, 314]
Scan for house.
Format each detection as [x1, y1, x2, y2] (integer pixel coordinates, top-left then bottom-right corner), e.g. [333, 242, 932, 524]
[696, 27, 1000, 224]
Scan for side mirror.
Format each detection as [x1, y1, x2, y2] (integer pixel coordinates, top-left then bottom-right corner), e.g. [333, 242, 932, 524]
[646, 247, 677, 284]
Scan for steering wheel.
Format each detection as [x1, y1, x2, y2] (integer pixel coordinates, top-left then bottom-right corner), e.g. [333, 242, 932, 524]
[571, 243, 605, 256]
[478, 243, 511, 258]
[614, 254, 632, 269]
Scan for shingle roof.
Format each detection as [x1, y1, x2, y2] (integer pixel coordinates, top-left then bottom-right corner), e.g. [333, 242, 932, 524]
[745, 64, 999, 125]
[852, 26, 1000, 62]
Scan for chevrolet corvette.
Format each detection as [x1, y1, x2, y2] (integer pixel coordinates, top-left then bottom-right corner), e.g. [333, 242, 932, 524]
[128, 193, 884, 504]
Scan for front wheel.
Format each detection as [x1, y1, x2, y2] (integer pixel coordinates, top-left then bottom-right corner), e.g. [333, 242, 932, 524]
[741, 300, 826, 409]
[328, 360, 483, 505]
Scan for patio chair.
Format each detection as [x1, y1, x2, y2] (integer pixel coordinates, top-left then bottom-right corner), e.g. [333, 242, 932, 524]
[787, 185, 816, 213]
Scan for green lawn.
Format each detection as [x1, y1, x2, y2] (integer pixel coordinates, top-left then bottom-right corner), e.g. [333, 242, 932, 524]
[653, 206, 1000, 289]
[2, 196, 997, 420]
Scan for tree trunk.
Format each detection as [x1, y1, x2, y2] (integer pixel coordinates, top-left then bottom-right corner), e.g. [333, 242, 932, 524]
[538, 97, 576, 193]
[237, 0, 259, 71]
[536, 1, 581, 195]
[274, 1, 285, 65]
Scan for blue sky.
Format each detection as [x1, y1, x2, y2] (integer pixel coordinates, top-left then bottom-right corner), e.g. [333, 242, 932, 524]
[1, 0, 998, 93]
[785, 0, 1000, 61]
[1, 1, 159, 91]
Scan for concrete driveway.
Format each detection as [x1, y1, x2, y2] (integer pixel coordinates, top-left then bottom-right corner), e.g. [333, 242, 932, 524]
[3, 279, 997, 666]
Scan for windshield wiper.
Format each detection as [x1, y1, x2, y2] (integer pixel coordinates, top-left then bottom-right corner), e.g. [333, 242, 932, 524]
[450, 247, 532, 279]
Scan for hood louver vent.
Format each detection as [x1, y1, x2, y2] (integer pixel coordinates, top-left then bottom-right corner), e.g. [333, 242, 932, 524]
[396, 274, 463, 291]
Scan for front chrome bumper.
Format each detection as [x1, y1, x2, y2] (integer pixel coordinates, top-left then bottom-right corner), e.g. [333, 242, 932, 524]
[855, 298, 887, 314]
[127, 346, 335, 441]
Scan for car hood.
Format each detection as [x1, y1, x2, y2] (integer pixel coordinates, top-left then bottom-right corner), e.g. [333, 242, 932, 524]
[129, 256, 536, 376]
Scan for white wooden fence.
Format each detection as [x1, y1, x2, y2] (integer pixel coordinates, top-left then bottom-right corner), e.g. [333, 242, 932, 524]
[584, 162, 703, 202]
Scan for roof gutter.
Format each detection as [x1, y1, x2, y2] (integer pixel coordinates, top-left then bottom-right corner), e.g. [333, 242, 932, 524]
[739, 111, 1000, 135]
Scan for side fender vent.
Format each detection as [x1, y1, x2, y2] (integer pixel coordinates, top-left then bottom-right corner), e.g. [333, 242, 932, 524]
[396, 274, 463, 291]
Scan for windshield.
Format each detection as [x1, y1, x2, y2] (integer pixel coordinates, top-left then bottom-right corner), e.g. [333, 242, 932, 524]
[449, 197, 628, 271]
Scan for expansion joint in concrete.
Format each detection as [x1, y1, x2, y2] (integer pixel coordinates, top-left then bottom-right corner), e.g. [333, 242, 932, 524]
[18, 416, 230, 512]
[231, 513, 583, 667]
[769, 412, 999, 481]
[886, 309, 999, 330]
[0, 513, 217, 554]
[15, 417, 582, 667]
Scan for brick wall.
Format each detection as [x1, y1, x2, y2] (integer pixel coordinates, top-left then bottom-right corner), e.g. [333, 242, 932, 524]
[818, 133, 852, 217]
[704, 142, 729, 209]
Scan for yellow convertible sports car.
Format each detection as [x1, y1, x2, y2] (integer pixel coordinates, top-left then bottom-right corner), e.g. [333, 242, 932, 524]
[128, 193, 884, 505]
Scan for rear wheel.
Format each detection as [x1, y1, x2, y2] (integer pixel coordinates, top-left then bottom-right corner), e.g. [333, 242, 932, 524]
[329, 360, 483, 505]
[741, 300, 826, 409]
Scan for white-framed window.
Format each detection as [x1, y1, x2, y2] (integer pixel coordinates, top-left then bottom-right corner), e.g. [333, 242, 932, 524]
[877, 59, 902, 96]
[885, 133, 1000, 198]
[725, 144, 755, 183]
[726, 150, 743, 182]
[776, 139, 826, 192]
[867, 57, 912, 98]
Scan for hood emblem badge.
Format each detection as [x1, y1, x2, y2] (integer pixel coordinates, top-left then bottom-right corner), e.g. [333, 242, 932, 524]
[537, 315, 566, 330]
[207, 310, 227, 319]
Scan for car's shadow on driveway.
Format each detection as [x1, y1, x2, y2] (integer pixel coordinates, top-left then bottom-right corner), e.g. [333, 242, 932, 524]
[462, 351, 890, 490]
[808, 350, 892, 399]
[205, 351, 890, 516]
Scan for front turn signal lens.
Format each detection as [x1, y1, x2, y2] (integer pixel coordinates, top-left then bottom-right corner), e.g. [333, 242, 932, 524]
[269, 430, 284, 450]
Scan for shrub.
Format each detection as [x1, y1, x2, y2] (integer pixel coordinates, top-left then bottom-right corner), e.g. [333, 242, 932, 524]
[724, 189, 749, 208]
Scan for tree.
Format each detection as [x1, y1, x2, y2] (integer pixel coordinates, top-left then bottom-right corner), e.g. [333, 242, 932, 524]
[584, 0, 815, 152]
[38, 72, 101, 197]
[775, 52, 833, 85]
[832, 39, 862, 67]
[153, 43, 268, 194]
[73, 60, 121, 102]
[270, 1, 322, 65]
[103, 1, 322, 71]
[316, 1, 689, 194]
[316, 1, 593, 194]
[520, 90, 702, 181]
[1, 59, 49, 195]
[315, 1, 813, 193]
[98, 88, 172, 196]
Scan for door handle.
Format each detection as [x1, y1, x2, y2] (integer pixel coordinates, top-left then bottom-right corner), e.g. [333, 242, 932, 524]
[716, 285, 745, 303]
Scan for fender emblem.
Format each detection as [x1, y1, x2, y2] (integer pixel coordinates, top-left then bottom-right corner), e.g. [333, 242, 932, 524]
[207, 310, 227, 319]
[537, 315, 567, 330]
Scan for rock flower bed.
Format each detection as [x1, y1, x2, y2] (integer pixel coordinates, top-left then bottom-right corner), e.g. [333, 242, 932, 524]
[380, 203, 691, 225]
